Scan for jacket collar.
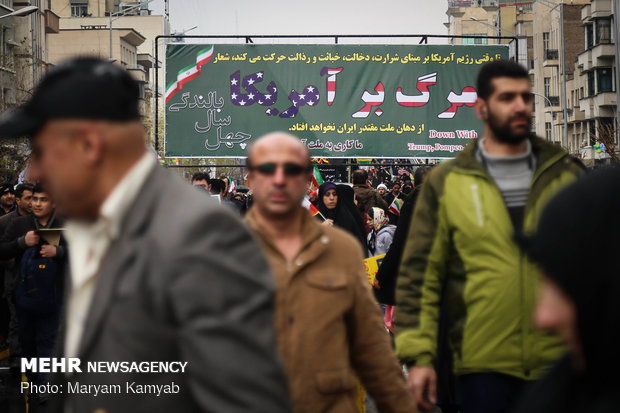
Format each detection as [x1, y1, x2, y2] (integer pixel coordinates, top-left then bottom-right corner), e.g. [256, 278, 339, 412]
[453, 134, 567, 175]
[246, 206, 325, 262]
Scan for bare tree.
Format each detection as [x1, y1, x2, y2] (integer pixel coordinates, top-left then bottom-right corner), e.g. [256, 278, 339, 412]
[591, 124, 619, 163]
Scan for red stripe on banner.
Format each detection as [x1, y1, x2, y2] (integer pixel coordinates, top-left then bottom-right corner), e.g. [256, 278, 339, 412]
[417, 81, 436, 92]
[327, 82, 336, 92]
[178, 71, 201, 89]
[196, 53, 213, 68]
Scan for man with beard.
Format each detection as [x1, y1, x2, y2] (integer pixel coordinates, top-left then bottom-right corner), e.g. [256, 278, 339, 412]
[0, 184, 15, 215]
[395, 60, 584, 413]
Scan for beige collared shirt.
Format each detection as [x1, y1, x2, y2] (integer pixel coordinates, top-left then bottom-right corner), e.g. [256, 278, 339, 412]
[63, 152, 155, 358]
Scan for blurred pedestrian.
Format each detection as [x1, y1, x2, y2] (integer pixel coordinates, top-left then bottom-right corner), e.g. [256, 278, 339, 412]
[0, 57, 290, 413]
[245, 132, 418, 413]
[515, 166, 620, 413]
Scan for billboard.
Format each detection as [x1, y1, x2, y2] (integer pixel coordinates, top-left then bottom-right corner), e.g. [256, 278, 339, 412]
[165, 44, 508, 158]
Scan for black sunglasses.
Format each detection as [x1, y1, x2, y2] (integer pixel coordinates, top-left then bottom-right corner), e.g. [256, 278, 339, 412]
[252, 162, 311, 176]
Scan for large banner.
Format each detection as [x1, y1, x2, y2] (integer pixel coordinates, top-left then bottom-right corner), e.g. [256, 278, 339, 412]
[165, 44, 508, 158]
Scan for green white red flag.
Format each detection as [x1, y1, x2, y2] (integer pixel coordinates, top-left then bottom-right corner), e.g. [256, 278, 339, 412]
[312, 165, 324, 189]
[389, 198, 404, 216]
[166, 46, 214, 103]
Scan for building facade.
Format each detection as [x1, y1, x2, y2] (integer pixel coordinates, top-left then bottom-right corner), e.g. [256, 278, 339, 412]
[574, 0, 617, 161]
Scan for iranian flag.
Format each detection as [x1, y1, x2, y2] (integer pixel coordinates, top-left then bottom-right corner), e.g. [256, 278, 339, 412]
[166, 46, 214, 103]
[227, 176, 236, 193]
[302, 196, 324, 220]
[389, 198, 404, 216]
[312, 165, 324, 189]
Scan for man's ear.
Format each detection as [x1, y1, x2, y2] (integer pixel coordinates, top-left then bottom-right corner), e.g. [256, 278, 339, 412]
[78, 123, 105, 167]
[474, 98, 487, 120]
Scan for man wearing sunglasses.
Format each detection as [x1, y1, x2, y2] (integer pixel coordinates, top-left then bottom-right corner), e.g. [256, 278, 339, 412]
[245, 132, 417, 413]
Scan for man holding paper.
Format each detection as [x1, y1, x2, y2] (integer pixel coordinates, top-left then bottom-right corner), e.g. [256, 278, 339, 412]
[0, 183, 66, 404]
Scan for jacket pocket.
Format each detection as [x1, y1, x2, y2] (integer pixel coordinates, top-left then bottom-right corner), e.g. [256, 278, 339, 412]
[315, 369, 355, 394]
[305, 273, 348, 290]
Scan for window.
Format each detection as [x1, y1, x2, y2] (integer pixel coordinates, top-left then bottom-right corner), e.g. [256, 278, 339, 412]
[596, 19, 611, 44]
[71, 5, 88, 17]
[586, 24, 594, 48]
[587, 71, 595, 97]
[544, 77, 551, 97]
[543, 32, 550, 52]
[545, 122, 552, 140]
[462, 35, 487, 45]
[597, 68, 613, 93]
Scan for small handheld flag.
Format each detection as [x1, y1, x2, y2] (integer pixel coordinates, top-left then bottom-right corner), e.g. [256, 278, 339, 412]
[302, 196, 326, 221]
[312, 165, 324, 189]
[389, 198, 404, 216]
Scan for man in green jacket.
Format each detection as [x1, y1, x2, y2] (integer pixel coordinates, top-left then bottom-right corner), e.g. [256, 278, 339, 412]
[395, 60, 584, 413]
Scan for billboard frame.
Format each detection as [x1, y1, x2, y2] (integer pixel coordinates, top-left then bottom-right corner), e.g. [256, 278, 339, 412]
[154, 34, 520, 160]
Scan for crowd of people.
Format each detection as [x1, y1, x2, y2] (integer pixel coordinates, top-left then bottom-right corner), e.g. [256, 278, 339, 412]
[0, 56, 616, 413]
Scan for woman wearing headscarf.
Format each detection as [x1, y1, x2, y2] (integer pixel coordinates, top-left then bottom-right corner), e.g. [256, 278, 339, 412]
[316, 182, 367, 253]
[515, 166, 620, 413]
[366, 207, 396, 257]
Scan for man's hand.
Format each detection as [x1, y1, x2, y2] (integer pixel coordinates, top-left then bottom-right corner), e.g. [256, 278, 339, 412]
[373, 278, 380, 289]
[407, 366, 437, 412]
[24, 231, 40, 247]
[40, 245, 57, 258]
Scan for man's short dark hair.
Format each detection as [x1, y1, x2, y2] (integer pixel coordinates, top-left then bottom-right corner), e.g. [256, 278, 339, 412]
[476, 60, 529, 100]
[352, 169, 368, 185]
[209, 178, 225, 194]
[15, 183, 34, 199]
[32, 183, 46, 195]
[191, 172, 210, 183]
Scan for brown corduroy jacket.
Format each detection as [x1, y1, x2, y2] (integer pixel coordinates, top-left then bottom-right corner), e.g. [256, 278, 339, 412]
[246, 208, 418, 413]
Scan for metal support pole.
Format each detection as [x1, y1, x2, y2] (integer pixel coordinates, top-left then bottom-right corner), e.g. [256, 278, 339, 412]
[560, 2, 569, 150]
[614, 0, 620, 146]
[109, 12, 113, 59]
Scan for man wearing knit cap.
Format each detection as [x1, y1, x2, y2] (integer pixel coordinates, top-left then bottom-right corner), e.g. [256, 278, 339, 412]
[395, 60, 585, 413]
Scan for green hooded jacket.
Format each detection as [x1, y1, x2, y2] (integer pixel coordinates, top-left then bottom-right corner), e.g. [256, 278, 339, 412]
[394, 136, 584, 379]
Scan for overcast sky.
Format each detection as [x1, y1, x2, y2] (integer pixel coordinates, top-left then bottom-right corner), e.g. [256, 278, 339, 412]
[149, 0, 449, 41]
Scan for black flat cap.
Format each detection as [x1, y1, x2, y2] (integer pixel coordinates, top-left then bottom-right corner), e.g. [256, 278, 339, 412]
[0, 57, 141, 138]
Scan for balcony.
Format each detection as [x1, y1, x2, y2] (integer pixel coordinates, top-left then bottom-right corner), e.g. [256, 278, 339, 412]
[591, 0, 612, 19]
[544, 95, 560, 107]
[567, 107, 585, 123]
[592, 42, 615, 61]
[127, 66, 146, 83]
[44, 9, 59, 34]
[594, 91, 616, 107]
[543, 49, 559, 67]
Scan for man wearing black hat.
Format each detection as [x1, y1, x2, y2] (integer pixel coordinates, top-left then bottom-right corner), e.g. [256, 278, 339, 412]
[0, 184, 15, 216]
[0, 57, 290, 413]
